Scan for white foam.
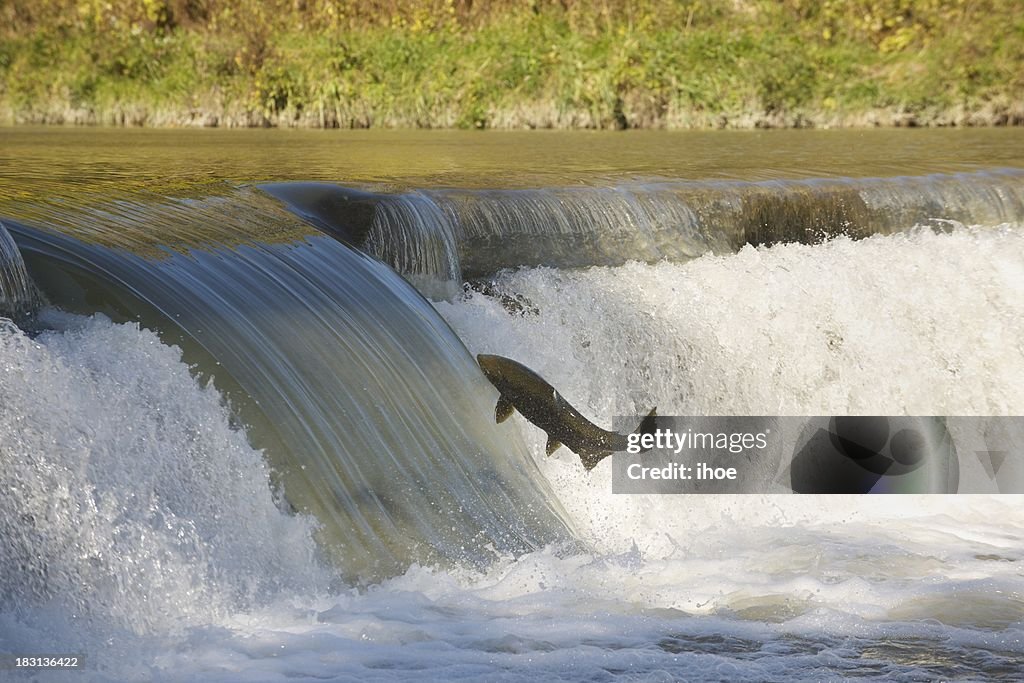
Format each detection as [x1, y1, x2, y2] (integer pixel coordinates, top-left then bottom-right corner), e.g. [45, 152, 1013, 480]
[4, 227, 1024, 681]
[59, 502, 1022, 681]
[437, 226, 1024, 556]
[0, 312, 329, 651]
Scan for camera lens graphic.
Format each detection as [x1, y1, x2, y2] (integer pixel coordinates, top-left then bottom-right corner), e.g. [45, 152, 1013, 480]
[829, 416, 890, 460]
[791, 416, 959, 493]
[889, 428, 927, 466]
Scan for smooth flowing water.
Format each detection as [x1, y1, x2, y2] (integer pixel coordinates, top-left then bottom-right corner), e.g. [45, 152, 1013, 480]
[1, 127, 1022, 681]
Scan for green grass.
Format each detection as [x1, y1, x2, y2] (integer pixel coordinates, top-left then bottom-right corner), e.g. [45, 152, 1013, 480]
[1, 1, 1021, 128]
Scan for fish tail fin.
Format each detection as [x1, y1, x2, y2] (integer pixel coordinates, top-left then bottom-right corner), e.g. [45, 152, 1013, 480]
[579, 408, 658, 471]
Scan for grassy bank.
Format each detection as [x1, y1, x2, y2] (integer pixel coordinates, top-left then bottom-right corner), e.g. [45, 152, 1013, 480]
[1, 1, 1022, 129]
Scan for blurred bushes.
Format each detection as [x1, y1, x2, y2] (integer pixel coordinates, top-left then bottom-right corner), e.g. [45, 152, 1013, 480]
[0, 0, 1021, 127]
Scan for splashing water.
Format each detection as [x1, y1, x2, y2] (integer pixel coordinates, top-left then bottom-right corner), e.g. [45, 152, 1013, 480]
[0, 221, 38, 319]
[2, 217, 1022, 679]
[0, 312, 329, 650]
[438, 226, 1024, 554]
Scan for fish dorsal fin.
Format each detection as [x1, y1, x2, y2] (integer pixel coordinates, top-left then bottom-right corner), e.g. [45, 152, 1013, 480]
[546, 436, 562, 456]
[495, 396, 515, 423]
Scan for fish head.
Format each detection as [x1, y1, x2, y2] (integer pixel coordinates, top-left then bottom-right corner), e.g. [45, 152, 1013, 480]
[476, 354, 507, 385]
[477, 354, 557, 419]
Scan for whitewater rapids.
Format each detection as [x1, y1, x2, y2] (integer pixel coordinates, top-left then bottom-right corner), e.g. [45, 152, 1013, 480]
[1, 226, 1022, 681]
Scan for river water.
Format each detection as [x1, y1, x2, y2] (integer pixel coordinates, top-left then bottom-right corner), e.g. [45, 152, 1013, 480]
[1, 127, 1023, 681]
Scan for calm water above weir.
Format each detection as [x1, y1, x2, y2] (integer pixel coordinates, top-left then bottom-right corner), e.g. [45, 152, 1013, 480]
[1, 127, 1023, 682]
[2, 126, 1023, 192]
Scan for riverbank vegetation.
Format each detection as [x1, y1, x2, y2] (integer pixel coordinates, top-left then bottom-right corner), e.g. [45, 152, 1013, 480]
[1, 1, 1022, 129]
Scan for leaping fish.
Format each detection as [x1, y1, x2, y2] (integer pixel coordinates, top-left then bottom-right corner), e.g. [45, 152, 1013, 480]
[477, 353, 658, 471]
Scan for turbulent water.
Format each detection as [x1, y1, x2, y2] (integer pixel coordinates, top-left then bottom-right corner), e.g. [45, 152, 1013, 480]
[1, 129, 1023, 681]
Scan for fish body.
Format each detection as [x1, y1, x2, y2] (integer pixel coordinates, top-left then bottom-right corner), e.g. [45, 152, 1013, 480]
[477, 353, 657, 470]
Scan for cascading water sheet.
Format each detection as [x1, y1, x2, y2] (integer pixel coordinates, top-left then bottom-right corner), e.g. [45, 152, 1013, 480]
[1, 128, 1022, 681]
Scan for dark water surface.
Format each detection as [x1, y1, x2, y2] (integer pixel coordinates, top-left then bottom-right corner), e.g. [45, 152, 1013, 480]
[2, 126, 1023, 195]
